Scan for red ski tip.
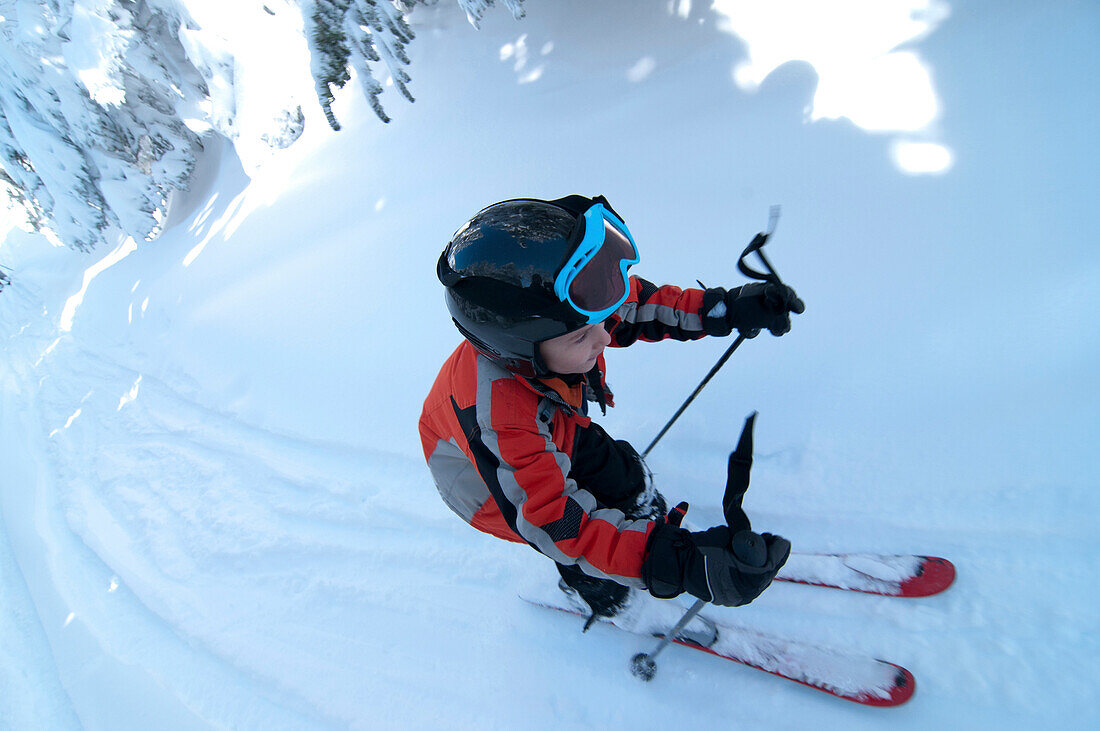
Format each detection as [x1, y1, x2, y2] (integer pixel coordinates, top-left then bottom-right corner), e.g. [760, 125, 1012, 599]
[856, 664, 916, 707]
[898, 556, 956, 597]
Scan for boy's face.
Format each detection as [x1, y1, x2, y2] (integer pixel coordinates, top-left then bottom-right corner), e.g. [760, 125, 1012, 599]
[539, 322, 612, 375]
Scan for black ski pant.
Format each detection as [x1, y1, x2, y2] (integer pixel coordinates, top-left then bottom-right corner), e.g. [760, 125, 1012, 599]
[557, 421, 666, 618]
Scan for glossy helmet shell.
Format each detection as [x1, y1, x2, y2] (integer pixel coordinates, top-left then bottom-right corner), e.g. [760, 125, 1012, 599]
[438, 198, 595, 377]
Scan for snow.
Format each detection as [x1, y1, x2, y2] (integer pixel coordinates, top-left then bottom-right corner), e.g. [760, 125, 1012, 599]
[2, 0, 1099, 728]
[779, 553, 925, 593]
[63, 0, 129, 107]
[175, 0, 315, 168]
[716, 0, 950, 131]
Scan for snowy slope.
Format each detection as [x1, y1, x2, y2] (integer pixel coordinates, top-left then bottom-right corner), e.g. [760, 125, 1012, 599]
[2, 1, 1098, 728]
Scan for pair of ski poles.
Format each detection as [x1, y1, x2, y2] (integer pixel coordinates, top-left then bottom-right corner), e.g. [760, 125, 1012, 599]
[631, 207, 788, 681]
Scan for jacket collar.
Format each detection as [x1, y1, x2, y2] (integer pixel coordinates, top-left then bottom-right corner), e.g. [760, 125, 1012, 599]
[534, 374, 587, 412]
[519, 353, 611, 418]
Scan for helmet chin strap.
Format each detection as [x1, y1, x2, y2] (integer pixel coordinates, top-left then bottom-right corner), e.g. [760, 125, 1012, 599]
[585, 364, 608, 415]
[531, 348, 552, 378]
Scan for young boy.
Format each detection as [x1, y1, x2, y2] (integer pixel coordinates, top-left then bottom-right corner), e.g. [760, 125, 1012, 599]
[419, 195, 802, 643]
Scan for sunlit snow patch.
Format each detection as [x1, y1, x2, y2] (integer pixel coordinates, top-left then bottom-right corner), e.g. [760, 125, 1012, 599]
[175, 0, 313, 170]
[712, 0, 953, 174]
[189, 194, 219, 233]
[518, 66, 544, 84]
[60, 237, 138, 332]
[49, 408, 82, 438]
[627, 57, 657, 83]
[35, 336, 62, 367]
[671, 0, 694, 20]
[892, 140, 953, 173]
[63, 408, 81, 428]
[500, 34, 524, 62]
[183, 191, 247, 267]
[64, 1, 127, 106]
[1, 201, 22, 241]
[118, 375, 142, 411]
[500, 33, 545, 83]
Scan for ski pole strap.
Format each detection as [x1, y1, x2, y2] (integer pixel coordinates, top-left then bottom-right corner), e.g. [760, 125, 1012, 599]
[737, 206, 783, 285]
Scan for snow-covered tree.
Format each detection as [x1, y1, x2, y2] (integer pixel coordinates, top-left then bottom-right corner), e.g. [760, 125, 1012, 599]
[0, 0, 210, 251]
[0, 0, 527, 251]
[304, 0, 525, 130]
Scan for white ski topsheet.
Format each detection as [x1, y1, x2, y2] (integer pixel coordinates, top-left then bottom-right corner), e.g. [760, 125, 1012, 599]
[707, 617, 902, 700]
[777, 553, 925, 594]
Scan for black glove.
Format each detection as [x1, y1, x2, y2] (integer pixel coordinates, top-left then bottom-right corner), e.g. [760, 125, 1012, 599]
[702, 283, 805, 338]
[641, 506, 791, 607]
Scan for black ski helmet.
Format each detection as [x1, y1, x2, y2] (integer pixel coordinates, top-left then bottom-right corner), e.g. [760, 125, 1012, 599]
[437, 195, 630, 377]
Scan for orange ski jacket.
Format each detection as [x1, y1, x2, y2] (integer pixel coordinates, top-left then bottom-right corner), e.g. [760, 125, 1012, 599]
[419, 276, 710, 588]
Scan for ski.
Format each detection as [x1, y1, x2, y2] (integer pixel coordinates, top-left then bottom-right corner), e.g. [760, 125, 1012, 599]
[521, 592, 915, 706]
[776, 553, 955, 597]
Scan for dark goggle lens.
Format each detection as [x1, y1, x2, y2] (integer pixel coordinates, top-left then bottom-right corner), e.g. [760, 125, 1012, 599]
[567, 220, 635, 311]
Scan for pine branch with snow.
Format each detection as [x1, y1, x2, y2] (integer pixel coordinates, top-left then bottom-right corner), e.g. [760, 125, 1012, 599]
[306, 0, 354, 130]
[453, 0, 525, 30]
[303, 0, 525, 130]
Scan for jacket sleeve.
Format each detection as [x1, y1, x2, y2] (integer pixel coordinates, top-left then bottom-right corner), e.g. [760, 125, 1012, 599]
[607, 275, 709, 346]
[471, 378, 654, 587]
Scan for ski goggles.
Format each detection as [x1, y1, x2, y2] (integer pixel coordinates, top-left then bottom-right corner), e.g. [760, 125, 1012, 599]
[553, 202, 639, 323]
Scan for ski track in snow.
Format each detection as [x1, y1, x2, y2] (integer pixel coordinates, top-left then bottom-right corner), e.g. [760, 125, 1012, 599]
[3, 189, 1090, 728]
[1, 269, 487, 727]
[0, 213, 951, 729]
[2, 241, 585, 728]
